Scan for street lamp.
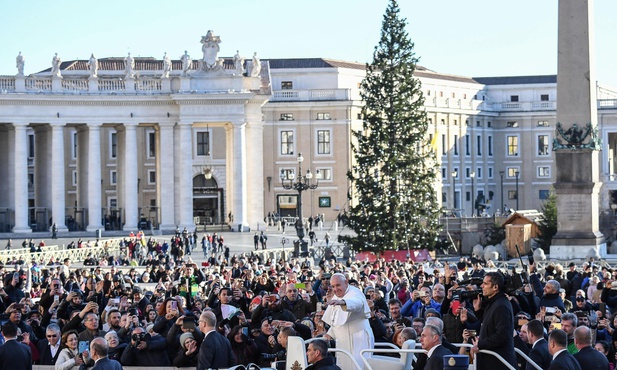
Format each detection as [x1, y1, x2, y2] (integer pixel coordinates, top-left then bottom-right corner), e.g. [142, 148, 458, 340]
[499, 171, 505, 215]
[280, 153, 320, 254]
[470, 171, 475, 217]
[515, 170, 520, 211]
[451, 169, 458, 213]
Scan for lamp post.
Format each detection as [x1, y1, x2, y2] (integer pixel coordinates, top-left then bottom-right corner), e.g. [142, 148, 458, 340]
[280, 153, 320, 254]
[499, 171, 505, 215]
[451, 169, 458, 214]
[515, 170, 520, 211]
[470, 171, 475, 217]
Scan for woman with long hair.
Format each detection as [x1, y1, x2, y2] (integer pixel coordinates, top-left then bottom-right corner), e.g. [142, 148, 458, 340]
[55, 330, 88, 370]
[152, 297, 180, 338]
[228, 325, 260, 366]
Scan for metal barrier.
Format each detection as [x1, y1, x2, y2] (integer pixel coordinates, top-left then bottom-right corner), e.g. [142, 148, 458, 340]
[1, 239, 124, 265]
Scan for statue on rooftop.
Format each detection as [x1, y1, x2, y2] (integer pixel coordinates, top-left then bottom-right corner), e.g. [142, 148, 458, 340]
[125, 53, 135, 79]
[16, 52, 24, 76]
[161, 52, 172, 78]
[88, 54, 98, 78]
[250, 52, 261, 77]
[180, 50, 192, 76]
[51, 53, 62, 78]
[233, 50, 244, 74]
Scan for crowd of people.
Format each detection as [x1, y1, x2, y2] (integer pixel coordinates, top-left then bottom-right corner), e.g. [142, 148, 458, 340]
[0, 233, 616, 370]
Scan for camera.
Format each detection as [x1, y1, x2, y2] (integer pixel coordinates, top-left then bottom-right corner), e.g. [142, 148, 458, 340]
[132, 332, 145, 344]
[452, 289, 482, 301]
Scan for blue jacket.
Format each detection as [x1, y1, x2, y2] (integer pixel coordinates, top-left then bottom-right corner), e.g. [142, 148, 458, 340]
[401, 298, 441, 318]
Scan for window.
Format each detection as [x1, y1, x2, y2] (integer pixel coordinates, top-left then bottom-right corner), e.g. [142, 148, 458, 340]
[28, 174, 34, 189]
[72, 170, 77, 187]
[280, 113, 294, 121]
[148, 170, 156, 185]
[487, 121, 492, 127]
[476, 135, 482, 156]
[539, 190, 550, 200]
[440, 119, 445, 125]
[488, 167, 493, 179]
[428, 118, 433, 125]
[507, 168, 520, 178]
[150, 199, 157, 207]
[280, 168, 295, 180]
[316, 113, 331, 120]
[427, 90, 431, 96]
[488, 135, 493, 156]
[538, 166, 550, 178]
[537, 121, 549, 127]
[507, 136, 519, 156]
[110, 132, 117, 159]
[476, 168, 482, 179]
[441, 135, 446, 155]
[28, 134, 34, 158]
[72, 131, 77, 159]
[510, 95, 519, 102]
[465, 167, 471, 178]
[110, 198, 117, 208]
[317, 130, 331, 154]
[318, 197, 331, 208]
[110, 170, 117, 185]
[508, 190, 518, 200]
[196, 132, 210, 156]
[466, 192, 471, 201]
[465, 120, 469, 126]
[540, 94, 549, 101]
[476, 121, 481, 127]
[452, 92, 456, 98]
[454, 120, 458, 126]
[442, 192, 447, 202]
[453, 135, 458, 155]
[317, 168, 332, 180]
[537, 135, 549, 156]
[507, 121, 519, 128]
[281, 81, 293, 89]
[281, 131, 294, 155]
[147, 131, 156, 158]
[357, 113, 361, 119]
[465, 135, 470, 156]
[441, 168, 447, 179]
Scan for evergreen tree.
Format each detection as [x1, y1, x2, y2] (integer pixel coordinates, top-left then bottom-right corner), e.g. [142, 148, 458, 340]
[535, 190, 557, 252]
[341, 0, 441, 252]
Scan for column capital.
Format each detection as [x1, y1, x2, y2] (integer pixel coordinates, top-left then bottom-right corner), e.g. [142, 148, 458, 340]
[177, 121, 193, 127]
[156, 121, 175, 131]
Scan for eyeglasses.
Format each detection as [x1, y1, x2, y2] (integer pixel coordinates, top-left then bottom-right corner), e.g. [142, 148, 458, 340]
[47, 334, 58, 338]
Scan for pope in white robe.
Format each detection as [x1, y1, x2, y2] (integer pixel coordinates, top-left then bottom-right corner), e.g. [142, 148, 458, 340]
[323, 273, 374, 370]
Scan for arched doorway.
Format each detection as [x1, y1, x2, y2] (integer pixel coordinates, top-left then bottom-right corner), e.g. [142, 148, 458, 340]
[193, 175, 224, 226]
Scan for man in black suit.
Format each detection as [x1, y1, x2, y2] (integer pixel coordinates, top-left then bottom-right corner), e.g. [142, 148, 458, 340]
[36, 323, 62, 365]
[0, 321, 32, 370]
[526, 319, 552, 370]
[419, 323, 453, 370]
[197, 311, 233, 370]
[548, 330, 581, 370]
[90, 337, 123, 370]
[573, 326, 609, 370]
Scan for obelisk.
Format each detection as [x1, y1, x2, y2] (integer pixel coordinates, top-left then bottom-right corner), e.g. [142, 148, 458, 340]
[550, 0, 605, 259]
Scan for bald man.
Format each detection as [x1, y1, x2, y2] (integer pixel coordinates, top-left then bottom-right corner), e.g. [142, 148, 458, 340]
[323, 273, 374, 370]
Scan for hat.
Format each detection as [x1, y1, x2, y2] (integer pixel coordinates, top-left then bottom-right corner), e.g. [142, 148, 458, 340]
[568, 262, 576, 267]
[132, 287, 142, 294]
[425, 308, 441, 318]
[179, 333, 194, 350]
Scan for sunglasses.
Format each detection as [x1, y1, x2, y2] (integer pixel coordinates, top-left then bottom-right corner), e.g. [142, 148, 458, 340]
[47, 334, 58, 338]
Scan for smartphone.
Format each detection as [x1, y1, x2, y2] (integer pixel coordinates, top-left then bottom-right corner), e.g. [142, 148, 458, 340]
[13, 272, 19, 280]
[295, 283, 306, 290]
[54, 295, 60, 303]
[528, 255, 535, 265]
[78, 341, 89, 354]
[242, 327, 249, 337]
[518, 318, 529, 327]
[545, 307, 556, 314]
[417, 291, 427, 297]
[182, 320, 196, 331]
[170, 301, 178, 310]
[552, 322, 562, 330]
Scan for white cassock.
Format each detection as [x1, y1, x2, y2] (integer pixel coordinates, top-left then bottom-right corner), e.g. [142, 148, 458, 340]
[323, 285, 374, 370]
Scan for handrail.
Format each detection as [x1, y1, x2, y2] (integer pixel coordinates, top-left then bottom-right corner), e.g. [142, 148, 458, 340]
[373, 342, 399, 349]
[360, 348, 428, 370]
[514, 347, 543, 370]
[474, 349, 517, 370]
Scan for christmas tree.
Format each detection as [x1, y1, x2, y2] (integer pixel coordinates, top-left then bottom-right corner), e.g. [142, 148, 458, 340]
[341, 0, 441, 252]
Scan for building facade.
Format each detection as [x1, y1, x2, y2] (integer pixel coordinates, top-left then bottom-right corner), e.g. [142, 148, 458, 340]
[2, 35, 617, 234]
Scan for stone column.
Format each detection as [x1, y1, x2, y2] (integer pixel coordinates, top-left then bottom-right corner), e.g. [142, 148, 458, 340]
[50, 124, 67, 231]
[245, 113, 265, 230]
[12, 123, 31, 233]
[86, 123, 103, 232]
[121, 123, 139, 231]
[157, 122, 176, 231]
[76, 127, 89, 209]
[34, 126, 52, 212]
[177, 122, 195, 229]
[551, 0, 604, 258]
[225, 124, 234, 225]
[231, 121, 248, 231]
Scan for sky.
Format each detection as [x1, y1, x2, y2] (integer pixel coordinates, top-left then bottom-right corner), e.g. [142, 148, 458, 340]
[0, 0, 616, 87]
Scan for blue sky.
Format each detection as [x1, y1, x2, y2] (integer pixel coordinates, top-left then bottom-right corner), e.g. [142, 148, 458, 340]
[1, 0, 616, 87]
